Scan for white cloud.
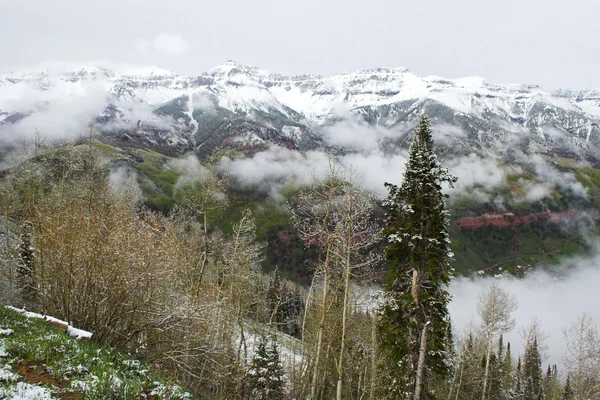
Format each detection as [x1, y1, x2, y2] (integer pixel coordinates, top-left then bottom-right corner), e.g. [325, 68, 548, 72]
[135, 33, 194, 56]
[0, 80, 109, 144]
[322, 120, 401, 152]
[448, 153, 507, 194]
[222, 146, 331, 198]
[449, 243, 600, 370]
[513, 151, 588, 200]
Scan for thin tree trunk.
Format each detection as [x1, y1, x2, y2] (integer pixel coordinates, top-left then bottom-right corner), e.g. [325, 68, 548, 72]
[414, 322, 429, 400]
[454, 360, 465, 400]
[310, 243, 331, 400]
[446, 358, 459, 400]
[411, 268, 421, 304]
[197, 211, 209, 291]
[336, 218, 354, 400]
[369, 314, 378, 400]
[482, 331, 493, 400]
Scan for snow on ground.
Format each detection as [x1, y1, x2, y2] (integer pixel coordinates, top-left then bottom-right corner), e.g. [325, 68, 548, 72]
[0, 362, 19, 381]
[0, 326, 12, 356]
[1, 315, 56, 399]
[5, 306, 93, 340]
[0, 381, 54, 399]
[0, 328, 14, 336]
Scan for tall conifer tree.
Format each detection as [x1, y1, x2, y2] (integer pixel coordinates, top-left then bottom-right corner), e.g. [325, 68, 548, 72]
[379, 114, 456, 399]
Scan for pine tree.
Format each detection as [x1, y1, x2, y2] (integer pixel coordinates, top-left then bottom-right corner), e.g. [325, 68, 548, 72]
[489, 336, 506, 400]
[523, 338, 543, 400]
[378, 114, 456, 399]
[545, 365, 561, 400]
[17, 221, 36, 307]
[246, 336, 286, 400]
[504, 342, 514, 396]
[562, 376, 573, 400]
[513, 357, 525, 400]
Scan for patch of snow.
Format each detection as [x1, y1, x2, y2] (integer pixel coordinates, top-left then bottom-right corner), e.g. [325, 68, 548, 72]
[281, 126, 302, 141]
[187, 89, 198, 134]
[0, 328, 14, 336]
[0, 381, 53, 399]
[0, 364, 19, 382]
[66, 326, 92, 340]
[6, 306, 93, 340]
[122, 359, 141, 368]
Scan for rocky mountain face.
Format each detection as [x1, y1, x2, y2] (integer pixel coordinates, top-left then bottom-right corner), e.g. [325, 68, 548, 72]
[1, 61, 600, 160]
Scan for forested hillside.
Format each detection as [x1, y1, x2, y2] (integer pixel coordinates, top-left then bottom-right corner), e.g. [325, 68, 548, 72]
[1, 117, 599, 399]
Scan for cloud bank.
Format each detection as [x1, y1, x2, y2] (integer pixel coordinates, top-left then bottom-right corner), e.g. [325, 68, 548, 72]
[449, 244, 600, 369]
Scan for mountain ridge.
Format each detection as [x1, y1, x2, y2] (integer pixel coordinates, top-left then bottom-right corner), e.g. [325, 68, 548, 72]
[1, 60, 600, 161]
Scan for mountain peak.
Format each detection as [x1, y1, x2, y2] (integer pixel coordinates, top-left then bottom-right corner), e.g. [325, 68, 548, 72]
[205, 60, 276, 85]
[351, 66, 411, 75]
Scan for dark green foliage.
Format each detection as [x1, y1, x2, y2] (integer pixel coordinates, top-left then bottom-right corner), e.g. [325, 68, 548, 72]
[513, 357, 525, 400]
[562, 376, 573, 400]
[545, 365, 561, 400]
[246, 336, 286, 400]
[378, 115, 456, 398]
[17, 222, 36, 307]
[488, 336, 505, 400]
[264, 268, 305, 338]
[134, 149, 178, 212]
[524, 338, 543, 400]
[504, 342, 514, 393]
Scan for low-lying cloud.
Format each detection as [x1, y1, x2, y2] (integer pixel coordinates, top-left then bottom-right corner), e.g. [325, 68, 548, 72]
[449, 243, 600, 369]
[0, 81, 109, 145]
[225, 125, 511, 200]
[514, 150, 588, 201]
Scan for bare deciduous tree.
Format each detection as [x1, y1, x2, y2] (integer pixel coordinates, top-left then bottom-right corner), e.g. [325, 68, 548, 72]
[562, 313, 600, 399]
[477, 283, 517, 400]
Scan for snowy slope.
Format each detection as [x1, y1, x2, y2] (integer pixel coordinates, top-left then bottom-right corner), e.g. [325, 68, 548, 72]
[1, 61, 599, 158]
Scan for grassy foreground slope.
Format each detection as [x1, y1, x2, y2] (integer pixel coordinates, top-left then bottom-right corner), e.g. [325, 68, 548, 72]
[0, 306, 193, 399]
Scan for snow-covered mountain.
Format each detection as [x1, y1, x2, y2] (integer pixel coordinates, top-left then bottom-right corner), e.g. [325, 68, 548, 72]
[1, 60, 599, 159]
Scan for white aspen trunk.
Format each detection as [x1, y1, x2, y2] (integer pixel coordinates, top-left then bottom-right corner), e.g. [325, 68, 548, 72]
[446, 356, 460, 400]
[369, 315, 378, 400]
[411, 268, 420, 304]
[197, 210, 208, 291]
[482, 331, 493, 400]
[454, 359, 465, 400]
[310, 243, 331, 400]
[336, 218, 354, 400]
[414, 322, 429, 400]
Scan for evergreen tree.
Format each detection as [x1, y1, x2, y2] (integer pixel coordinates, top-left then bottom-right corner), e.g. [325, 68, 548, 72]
[456, 333, 483, 400]
[17, 221, 36, 307]
[513, 357, 525, 400]
[279, 285, 304, 338]
[523, 338, 543, 400]
[246, 336, 286, 400]
[488, 335, 505, 400]
[379, 114, 456, 399]
[545, 365, 561, 400]
[504, 342, 514, 395]
[488, 352, 503, 400]
[562, 376, 573, 400]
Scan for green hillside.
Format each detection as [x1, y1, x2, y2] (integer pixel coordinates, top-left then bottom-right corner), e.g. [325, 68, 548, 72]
[0, 306, 192, 399]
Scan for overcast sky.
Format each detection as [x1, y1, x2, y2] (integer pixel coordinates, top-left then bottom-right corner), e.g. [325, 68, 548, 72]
[1, 0, 598, 89]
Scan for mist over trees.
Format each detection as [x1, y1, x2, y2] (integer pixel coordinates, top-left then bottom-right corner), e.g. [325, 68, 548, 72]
[1, 118, 599, 399]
